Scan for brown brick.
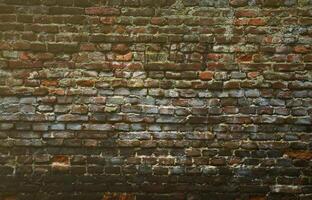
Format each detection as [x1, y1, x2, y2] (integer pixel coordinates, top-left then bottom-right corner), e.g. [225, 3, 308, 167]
[47, 43, 79, 53]
[285, 151, 312, 160]
[103, 193, 135, 200]
[85, 7, 120, 16]
[230, 0, 248, 7]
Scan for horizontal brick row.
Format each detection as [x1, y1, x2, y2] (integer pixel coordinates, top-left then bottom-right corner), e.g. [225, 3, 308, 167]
[0, 0, 312, 199]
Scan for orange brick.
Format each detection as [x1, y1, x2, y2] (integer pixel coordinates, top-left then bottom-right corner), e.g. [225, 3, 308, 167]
[248, 18, 266, 26]
[199, 71, 214, 80]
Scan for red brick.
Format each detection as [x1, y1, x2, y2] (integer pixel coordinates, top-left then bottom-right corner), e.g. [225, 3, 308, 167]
[237, 54, 253, 62]
[293, 45, 309, 53]
[19, 52, 30, 60]
[235, 9, 258, 17]
[207, 53, 223, 61]
[151, 17, 167, 25]
[199, 71, 214, 80]
[248, 18, 266, 26]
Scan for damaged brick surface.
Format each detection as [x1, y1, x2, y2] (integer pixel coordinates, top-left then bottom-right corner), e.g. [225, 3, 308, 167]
[0, 0, 312, 199]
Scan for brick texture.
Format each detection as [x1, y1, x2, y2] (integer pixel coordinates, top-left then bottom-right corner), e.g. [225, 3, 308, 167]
[0, 0, 312, 199]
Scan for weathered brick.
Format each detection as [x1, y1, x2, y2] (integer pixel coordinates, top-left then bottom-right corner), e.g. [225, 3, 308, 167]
[261, 0, 283, 7]
[56, 114, 88, 122]
[229, 0, 248, 7]
[285, 151, 312, 160]
[83, 123, 113, 131]
[0, 0, 310, 198]
[49, 6, 84, 15]
[85, 7, 120, 16]
[47, 43, 79, 53]
[52, 155, 70, 171]
[199, 71, 214, 80]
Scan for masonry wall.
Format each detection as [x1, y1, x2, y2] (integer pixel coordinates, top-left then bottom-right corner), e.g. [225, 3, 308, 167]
[0, 0, 312, 199]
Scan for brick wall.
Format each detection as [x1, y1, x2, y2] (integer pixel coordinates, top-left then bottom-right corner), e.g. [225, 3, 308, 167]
[0, 0, 312, 199]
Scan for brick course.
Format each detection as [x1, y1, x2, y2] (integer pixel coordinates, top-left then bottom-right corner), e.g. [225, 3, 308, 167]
[0, 0, 312, 199]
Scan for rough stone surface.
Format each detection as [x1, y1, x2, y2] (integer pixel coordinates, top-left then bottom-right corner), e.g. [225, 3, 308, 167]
[0, 0, 312, 199]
